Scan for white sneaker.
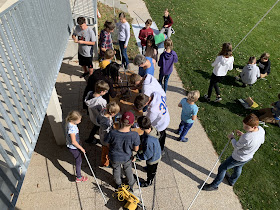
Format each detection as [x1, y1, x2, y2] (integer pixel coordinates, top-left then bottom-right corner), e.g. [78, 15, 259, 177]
[214, 97, 222, 102]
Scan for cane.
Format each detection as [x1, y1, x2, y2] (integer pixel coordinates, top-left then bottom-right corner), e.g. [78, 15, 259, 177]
[84, 153, 107, 204]
[133, 161, 145, 210]
[187, 137, 232, 210]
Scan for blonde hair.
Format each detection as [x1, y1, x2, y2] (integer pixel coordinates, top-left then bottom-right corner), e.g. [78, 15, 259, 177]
[129, 73, 142, 85]
[187, 90, 200, 102]
[260, 52, 270, 60]
[164, 39, 173, 50]
[66, 111, 82, 123]
[104, 49, 115, 59]
[106, 101, 120, 115]
[95, 80, 109, 94]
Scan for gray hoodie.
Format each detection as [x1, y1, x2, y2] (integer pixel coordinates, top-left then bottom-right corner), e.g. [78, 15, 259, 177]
[241, 64, 260, 85]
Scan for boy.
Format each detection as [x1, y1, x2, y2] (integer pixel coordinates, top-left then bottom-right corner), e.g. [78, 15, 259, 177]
[129, 73, 165, 97]
[104, 112, 140, 190]
[138, 19, 154, 54]
[99, 49, 114, 69]
[177, 90, 200, 142]
[202, 113, 265, 191]
[84, 80, 109, 143]
[136, 116, 161, 187]
[72, 17, 96, 78]
[133, 54, 156, 77]
[97, 102, 120, 167]
[99, 21, 115, 58]
[257, 53, 271, 78]
[160, 9, 173, 38]
[238, 57, 260, 86]
[134, 93, 170, 151]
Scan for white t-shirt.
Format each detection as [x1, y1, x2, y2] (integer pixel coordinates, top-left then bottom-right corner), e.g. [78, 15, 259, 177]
[146, 92, 170, 131]
[142, 74, 166, 97]
[231, 126, 265, 162]
[212, 55, 234, 76]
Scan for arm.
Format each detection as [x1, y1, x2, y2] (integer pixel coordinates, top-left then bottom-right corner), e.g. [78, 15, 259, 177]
[211, 56, 220, 67]
[78, 40, 96, 45]
[191, 106, 198, 120]
[70, 133, 85, 153]
[152, 58, 156, 68]
[263, 60, 271, 73]
[192, 115, 197, 120]
[167, 15, 173, 27]
[72, 34, 78, 43]
[138, 29, 145, 41]
[124, 23, 130, 48]
[228, 56, 234, 70]
[158, 54, 163, 67]
[174, 51, 178, 63]
[100, 31, 107, 52]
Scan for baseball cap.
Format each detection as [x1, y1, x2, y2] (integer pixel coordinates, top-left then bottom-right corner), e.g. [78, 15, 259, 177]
[121, 111, 135, 125]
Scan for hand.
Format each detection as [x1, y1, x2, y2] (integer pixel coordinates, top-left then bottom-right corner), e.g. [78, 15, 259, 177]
[228, 133, 235, 140]
[124, 45, 127, 48]
[131, 156, 136, 162]
[80, 148, 86, 154]
[164, 25, 169, 28]
[236, 130, 244, 136]
[73, 37, 78, 43]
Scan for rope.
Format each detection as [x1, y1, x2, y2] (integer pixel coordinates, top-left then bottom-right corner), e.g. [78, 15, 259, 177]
[187, 137, 231, 210]
[232, 0, 280, 52]
[84, 153, 107, 204]
[133, 161, 145, 210]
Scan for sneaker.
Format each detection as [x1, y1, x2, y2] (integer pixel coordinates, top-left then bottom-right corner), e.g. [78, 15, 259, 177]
[171, 28, 175, 34]
[80, 72, 89, 78]
[115, 184, 122, 190]
[204, 94, 210, 102]
[225, 172, 234, 186]
[214, 97, 222, 102]
[177, 137, 188, 142]
[76, 176, 88, 183]
[202, 183, 218, 191]
[140, 180, 153, 187]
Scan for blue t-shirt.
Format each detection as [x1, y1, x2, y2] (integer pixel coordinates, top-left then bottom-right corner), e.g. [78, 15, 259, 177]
[180, 98, 199, 123]
[66, 122, 80, 149]
[104, 130, 140, 162]
[138, 57, 154, 77]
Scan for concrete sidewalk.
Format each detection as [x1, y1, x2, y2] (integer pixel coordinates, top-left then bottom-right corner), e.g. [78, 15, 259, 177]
[16, 0, 243, 209]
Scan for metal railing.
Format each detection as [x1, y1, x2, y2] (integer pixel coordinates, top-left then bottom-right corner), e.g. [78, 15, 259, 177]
[71, 0, 97, 26]
[0, 0, 73, 208]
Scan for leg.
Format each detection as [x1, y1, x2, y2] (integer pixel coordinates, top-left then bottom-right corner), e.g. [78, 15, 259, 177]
[122, 46, 129, 69]
[229, 165, 244, 185]
[82, 66, 88, 73]
[160, 27, 166, 34]
[101, 146, 110, 167]
[119, 41, 125, 67]
[213, 76, 224, 97]
[177, 120, 185, 135]
[207, 73, 217, 98]
[179, 122, 193, 140]
[147, 163, 158, 182]
[158, 71, 164, 87]
[163, 74, 171, 92]
[259, 108, 277, 123]
[69, 149, 82, 178]
[167, 27, 172, 38]
[87, 125, 99, 143]
[111, 161, 122, 186]
[159, 130, 166, 151]
[260, 73, 267, 78]
[123, 160, 135, 186]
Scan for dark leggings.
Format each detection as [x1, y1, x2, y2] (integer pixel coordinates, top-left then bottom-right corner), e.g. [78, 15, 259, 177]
[147, 163, 158, 182]
[159, 130, 166, 151]
[69, 149, 82, 178]
[207, 73, 225, 98]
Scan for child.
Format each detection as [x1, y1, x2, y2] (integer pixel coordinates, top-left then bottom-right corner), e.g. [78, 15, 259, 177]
[204, 42, 234, 102]
[99, 21, 115, 58]
[158, 39, 178, 92]
[97, 101, 120, 167]
[99, 49, 114, 69]
[138, 19, 154, 54]
[129, 73, 165, 97]
[258, 93, 280, 126]
[239, 57, 260, 87]
[203, 113, 265, 191]
[136, 116, 161, 187]
[65, 111, 88, 182]
[145, 35, 158, 62]
[257, 53, 271, 78]
[72, 17, 96, 78]
[116, 12, 130, 69]
[133, 54, 156, 77]
[160, 9, 173, 38]
[84, 80, 109, 143]
[134, 93, 170, 151]
[176, 90, 200, 142]
[104, 112, 140, 190]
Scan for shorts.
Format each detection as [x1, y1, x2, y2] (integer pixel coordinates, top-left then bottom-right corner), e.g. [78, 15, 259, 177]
[78, 53, 93, 68]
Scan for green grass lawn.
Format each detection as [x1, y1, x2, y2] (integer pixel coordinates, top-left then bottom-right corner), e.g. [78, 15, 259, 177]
[144, 0, 280, 209]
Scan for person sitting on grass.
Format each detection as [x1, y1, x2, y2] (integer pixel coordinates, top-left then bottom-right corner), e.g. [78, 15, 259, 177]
[129, 73, 165, 97]
[104, 112, 140, 191]
[134, 54, 156, 77]
[160, 8, 174, 38]
[176, 90, 200, 142]
[136, 116, 161, 187]
[202, 113, 265, 191]
[99, 49, 115, 69]
[257, 52, 271, 79]
[258, 93, 280, 127]
[84, 80, 109, 144]
[236, 56, 260, 87]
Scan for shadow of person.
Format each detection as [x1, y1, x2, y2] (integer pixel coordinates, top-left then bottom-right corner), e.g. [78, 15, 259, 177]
[167, 85, 186, 95]
[194, 69, 211, 80]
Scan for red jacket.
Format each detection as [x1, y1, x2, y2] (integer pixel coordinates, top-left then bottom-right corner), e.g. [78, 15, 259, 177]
[138, 27, 154, 46]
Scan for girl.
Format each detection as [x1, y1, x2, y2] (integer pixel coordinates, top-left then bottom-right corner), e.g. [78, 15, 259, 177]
[204, 43, 234, 102]
[257, 52, 271, 78]
[116, 12, 130, 69]
[160, 9, 173, 38]
[158, 39, 178, 92]
[66, 111, 88, 182]
[145, 35, 158, 62]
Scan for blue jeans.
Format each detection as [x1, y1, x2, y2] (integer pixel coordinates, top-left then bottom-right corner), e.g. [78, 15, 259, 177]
[159, 72, 171, 92]
[119, 40, 129, 69]
[178, 120, 193, 140]
[211, 156, 251, 188]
